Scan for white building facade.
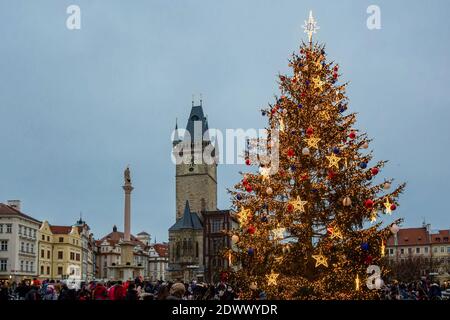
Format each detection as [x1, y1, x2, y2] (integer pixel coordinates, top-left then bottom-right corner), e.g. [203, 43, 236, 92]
[0, 201, 41, 282]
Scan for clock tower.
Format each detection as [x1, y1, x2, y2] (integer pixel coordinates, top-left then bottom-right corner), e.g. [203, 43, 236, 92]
[173, 100, 218, 221]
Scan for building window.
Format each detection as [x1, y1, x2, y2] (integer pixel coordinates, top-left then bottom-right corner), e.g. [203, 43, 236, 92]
[58, 251, 63, 260]
[31, 244, 34, 253]
[425, 247, 429, 253]
[441, 246, 445, 253]
[6, 224, 12, 233]
[434, 247, 438, 253]
[25, 261, 29, 272]
[0, 259, 7, 271]
[211, 219, 222, 233]
[47, 266, 50, 275]
[59, 237, 64, 243]
[70, 252, 75, 260]
[416, 247, 420, 254]
[76, 253, 80, 261]
[41, 265, 44, 274]
[57, 267, 63, 275]
[196, 242, 199, 258]
[33, 230, 36, 238]
[26, 243, 29, 253]
[0, 240, 7, 251]
[47, 251, 50, 259]
[20, 261, 24, 271]
[400, 248, 404, 254]
[408, 248, 412, 254]
[389, 248, 394, 255]
[447, 247, 450, 253]
[19, 225, 22, 235]
[30, 261, 34, 272]
[0, 224, 3, 233]
[21, 242, 24, 252]
[41, 250, 45, 258]
[42, 235, 45, 241]
[47, 236, 50, 241]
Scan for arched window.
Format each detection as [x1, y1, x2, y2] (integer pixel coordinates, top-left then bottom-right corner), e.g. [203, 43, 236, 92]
[195, 242, 199, 258]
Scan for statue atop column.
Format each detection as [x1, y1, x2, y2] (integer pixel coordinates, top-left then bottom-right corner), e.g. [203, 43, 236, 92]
[124, 166, 131, 185]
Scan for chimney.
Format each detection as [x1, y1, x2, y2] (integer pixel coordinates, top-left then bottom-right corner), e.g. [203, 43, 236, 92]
[7, 200, 21, 212]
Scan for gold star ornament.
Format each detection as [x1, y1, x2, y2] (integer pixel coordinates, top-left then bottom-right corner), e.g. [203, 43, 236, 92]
[266, 271, 279, 286]
[326, 153, 341, 169]
[271, 226, 286, 241]
[383, 198, 392, 214]
[305, 137, 321, 149]
[237, 208, 251, 227]
[289, 196, 308, 213]
[312, 254, 328, 267]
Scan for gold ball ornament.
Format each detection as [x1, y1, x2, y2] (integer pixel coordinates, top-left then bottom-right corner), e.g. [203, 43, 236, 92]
[383, 182, 391, 190]
[231, 235, 239, 244]
[342, 196, 352, 207]
[266, 187, 273, 195]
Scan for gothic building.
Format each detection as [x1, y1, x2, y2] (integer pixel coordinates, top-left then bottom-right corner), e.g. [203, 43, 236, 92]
[168, 101, 237, 282]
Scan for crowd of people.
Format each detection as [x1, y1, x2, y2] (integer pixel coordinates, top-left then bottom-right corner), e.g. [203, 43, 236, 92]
[1, 277, 448, 301]
[380, 278, 449, 300]
[0, 277, 243, 301]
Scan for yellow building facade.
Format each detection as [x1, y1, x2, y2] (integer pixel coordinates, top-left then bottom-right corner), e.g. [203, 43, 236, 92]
[38, 221, 82, 280]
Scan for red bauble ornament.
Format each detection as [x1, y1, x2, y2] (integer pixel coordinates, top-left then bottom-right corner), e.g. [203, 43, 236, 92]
[364, 199, 374, 209]
[280, 75, 286, 81]
[242, 178, 248, 185]
[245, 158, 251, 166]
[327, 170, 336, 179]
[301, 174, 309, 181]
[349, 131, 356, 139]
[301, 92, 306, 98]
[390, 204, 397, 211]
[334, 66, 339, 72]
[287, 148, 295, 157]
[300, 49, 304, 54]
[246, 185, 253, 193]
[365, 255, 373, 264]
[306, 127, 314, 136]
[248, 225, 256, 235]
[371, 167, 379, 175]
[287, 203, 294, 212]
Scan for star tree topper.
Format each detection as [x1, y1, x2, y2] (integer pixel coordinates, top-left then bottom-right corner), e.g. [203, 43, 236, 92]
[303, 10, 320, 43]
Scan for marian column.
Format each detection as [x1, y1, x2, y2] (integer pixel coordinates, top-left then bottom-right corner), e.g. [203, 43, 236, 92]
[123, 166, 133, 242]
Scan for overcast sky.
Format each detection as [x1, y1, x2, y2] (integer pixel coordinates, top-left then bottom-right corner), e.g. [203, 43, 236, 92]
[1, 0, 449, 242]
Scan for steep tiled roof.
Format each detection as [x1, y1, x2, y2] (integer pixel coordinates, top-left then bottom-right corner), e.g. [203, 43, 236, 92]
[185, 105, 209, 142]
[49, 225, 73, 234]
[431, 230, 450, 244]
[386, 227, 429, 246]
[153, 243, 168, 257]
[169, 201, 203, 231]
[0, 203, 41, 224]
[98, 229, 146, 249]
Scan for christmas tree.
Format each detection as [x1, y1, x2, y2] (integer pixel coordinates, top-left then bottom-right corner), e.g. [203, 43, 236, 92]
[228, 12, 405, 300]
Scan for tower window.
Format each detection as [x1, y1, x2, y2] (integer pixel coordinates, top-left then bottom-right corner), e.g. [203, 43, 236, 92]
[191, 115, 199, 121]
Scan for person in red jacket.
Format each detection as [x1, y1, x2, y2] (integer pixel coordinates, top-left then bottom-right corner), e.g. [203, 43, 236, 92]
[109, 281, 125, 300]
[93, 282, 108, 300]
